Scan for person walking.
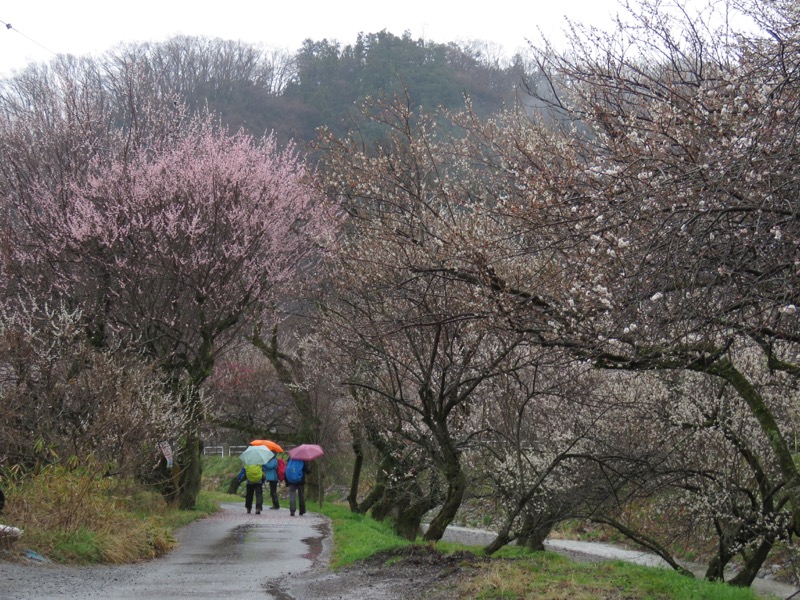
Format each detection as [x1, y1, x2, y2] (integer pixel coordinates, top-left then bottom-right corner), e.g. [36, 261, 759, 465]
[264, 454, 280, 510]
[284, 457, 310, 516]
[237, 462, 266, 514]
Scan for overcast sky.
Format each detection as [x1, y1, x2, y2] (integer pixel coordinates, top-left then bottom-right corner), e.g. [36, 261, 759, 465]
[0, 0, 622, 77]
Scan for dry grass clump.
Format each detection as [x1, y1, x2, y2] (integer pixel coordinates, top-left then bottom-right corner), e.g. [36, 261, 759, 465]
[1, 464, 176, 563]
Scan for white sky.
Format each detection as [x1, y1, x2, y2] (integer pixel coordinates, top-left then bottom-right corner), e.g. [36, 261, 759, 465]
[0, 0, 622, 77]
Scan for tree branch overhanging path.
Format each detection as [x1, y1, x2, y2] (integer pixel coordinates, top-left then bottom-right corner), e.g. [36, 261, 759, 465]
[317, 0, 800, 587]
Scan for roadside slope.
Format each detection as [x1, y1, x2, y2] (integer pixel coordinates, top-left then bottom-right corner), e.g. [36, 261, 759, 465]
[439, 525, 800, 600]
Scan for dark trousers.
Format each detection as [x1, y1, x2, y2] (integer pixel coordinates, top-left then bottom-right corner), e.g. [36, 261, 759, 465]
[288, 483, 305, 515]
[268, 480, 280, 508]
[244, 482, 263, 512]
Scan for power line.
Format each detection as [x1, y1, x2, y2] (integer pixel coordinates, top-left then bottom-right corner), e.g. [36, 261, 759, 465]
[0, 16, 58, 59]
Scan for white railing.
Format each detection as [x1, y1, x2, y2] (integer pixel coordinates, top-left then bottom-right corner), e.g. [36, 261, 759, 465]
[202, 444, 252, 457]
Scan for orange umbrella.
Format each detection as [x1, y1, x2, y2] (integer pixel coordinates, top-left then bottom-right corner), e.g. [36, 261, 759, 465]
[251, 439, 284, 453]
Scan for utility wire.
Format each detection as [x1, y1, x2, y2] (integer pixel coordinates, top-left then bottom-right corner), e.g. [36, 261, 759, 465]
[0, 17, 59, 59]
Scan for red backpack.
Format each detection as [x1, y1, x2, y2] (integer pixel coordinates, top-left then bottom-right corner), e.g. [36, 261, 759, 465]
[277, 458, 287, 482]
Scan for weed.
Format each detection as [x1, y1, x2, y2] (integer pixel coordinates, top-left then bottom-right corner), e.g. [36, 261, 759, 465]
[0, 464, 214, 563]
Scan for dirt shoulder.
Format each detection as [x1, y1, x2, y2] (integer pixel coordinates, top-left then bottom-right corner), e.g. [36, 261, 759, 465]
[282, 539, 663, 600]
[283, 545, 481, 600]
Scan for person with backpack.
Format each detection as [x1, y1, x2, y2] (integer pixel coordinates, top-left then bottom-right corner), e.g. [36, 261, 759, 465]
[284, 457, 310, 516]
[237, 462, 266, 514]
[264, 454, 281, 510]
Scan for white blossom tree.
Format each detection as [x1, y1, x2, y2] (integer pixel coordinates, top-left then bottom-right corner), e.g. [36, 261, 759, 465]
[317, 2, 800, 583]
[433, 0, 800, 545]
[0, 302, 186, 476]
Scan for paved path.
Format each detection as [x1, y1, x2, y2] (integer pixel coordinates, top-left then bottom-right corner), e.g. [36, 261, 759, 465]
[1, 502, 330, 599]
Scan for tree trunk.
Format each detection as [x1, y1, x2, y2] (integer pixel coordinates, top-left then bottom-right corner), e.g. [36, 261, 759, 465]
[348, 433, 365, 512]
[729, 539, 774, 587]
[423, 468, 466, 542]
[360, 443, 398, 516]
[704, 527, 735, 582]
[705, 553, 731, 582]
[485, 529, 513, 555]
[702, 359, 800, 533]
[156, 455, 179, 505]
[517, 513, 555, 552]
[371, 493, 394, 521]
[391, 500, 428, 541]
[178, 433, 202, 510]
[316, 469, 324, 507]
[593, 517, 694, 577]
[485, 494, 547, 555]
[357, 482, 385, 515]
[304, 468, 320, 506]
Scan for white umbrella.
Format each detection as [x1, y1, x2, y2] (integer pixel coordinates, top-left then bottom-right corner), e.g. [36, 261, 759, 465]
[239, 445, 274, 465]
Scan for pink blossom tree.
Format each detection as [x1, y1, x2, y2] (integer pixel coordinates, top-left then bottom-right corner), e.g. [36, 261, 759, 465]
[4, 112, 335, 508]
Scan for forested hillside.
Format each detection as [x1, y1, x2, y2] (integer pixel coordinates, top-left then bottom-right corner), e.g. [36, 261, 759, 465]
[53, 30, 527, 147]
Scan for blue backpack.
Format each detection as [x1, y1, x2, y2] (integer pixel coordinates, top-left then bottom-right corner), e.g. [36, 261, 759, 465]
[285, 459, 304, 484]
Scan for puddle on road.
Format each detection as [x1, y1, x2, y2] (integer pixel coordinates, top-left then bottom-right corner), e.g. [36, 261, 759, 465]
[208, 521, 325, 568]
[301, 521, 330, 563]
[264, 520, 331, 599]
[208, 523, 257, 560]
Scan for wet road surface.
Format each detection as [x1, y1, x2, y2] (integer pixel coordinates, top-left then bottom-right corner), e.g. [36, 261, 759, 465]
[1, 502, 330, 599]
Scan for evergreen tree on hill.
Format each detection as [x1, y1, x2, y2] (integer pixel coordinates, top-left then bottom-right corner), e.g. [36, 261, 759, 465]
[280, 30, 525, 143]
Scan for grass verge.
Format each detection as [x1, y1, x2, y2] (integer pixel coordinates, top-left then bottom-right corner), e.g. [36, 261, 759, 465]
[0, 465, 219, 564]
[314, 502, 763, 600]
[459, 553, 761, 599]
[310, 501, 411, 567]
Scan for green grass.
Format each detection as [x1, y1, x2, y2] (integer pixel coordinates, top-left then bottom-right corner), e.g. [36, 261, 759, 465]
[460, 553, 762, 599]
[47, 528, 104, 563]
[201, 456, 241, 478]
[313, 502, 764, 600]
[312, 501, 411, 567]
[200, 456, 242, 494]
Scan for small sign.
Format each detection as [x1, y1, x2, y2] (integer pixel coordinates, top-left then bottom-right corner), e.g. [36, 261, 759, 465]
[158, 441, 173, 468]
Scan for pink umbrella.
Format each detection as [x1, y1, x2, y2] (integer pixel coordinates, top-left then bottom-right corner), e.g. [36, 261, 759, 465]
[288, 443, 324, 461]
